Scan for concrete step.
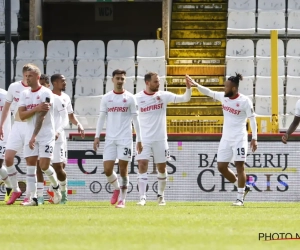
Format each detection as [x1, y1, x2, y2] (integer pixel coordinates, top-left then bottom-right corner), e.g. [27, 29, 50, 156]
[172, 12, 227, 21]
[167, 86, 223, 97]
[168, 58, 225, 66]
[171, 30, 227, 39]
[167, 65, 225, 76]
[173, 3, 228, 12]
[170, 39, 226, 48]
[166, 76, 224, 86]
[172, 20, 227, 30]
[167, 106, 223, 116]
[169, 48, 225, 58]
[168, 97, 221, 106]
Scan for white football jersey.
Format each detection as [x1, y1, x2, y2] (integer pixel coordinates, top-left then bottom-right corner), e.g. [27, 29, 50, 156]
[53, 93, 68, 143]
[295, 99, 300, 117]
[19, 86, 55, 142]
[212, 92, 254, 141]
[0, 88, 11, 142]
[100, 90, 138, 140]
[6, 81, 30, 117]
[135, 90, 177, 142]
[61, 92, 73, 114]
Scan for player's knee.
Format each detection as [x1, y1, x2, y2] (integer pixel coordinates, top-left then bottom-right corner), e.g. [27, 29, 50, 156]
[157, 171, 168, 179]
[138, 160, 148, 173]
[137, 172, 148, 180]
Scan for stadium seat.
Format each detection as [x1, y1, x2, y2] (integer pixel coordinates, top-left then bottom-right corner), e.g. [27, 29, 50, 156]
[288, 0, 300, 13]
[227, 11, 256, 35]
[256, 39, 284, 61]
[74, 95, 103, 129]
[46, 59, 74, 79]
[64, 78, 73, 98]
[257, 0, 285, 13]
[226, 39, 254, 61]
[136, 40, 165, 62]
[228, 0, 256, 13]
[77, 40, 105, 61]
[256, 59, 285, 80]
[279, 114, 295, 131]
[226, 59, 254, 79]
[46, 40, 75, 60]
[74, 77, 104, 98]
[15, 59, 44, 81]
[16, 40, 45, 61]
[135, 77, 165, 94]
[0, 12, 18, 35]
[137, 59, 166, 78]
[76, 59, 105, 80]
[257, 12, 286, 35]
[286, 77, 300, 96]
[105, 77, 134, 94]
[0, 79, 4, 89]
[1, 0, 20, 14]
[255, 77, 284, 96]
[106, 59, 135, 78]
[286, 39, 300, 61]
[237, 78, 254, 96]
[255, 95, 284, 116]
[106, 40, 135, 61]
[0, 60, 14, 81]
[287, 11, 300, 35]
[286, 95, 300, 115]
[0, 41, 14, 60]
[287, 58, 300, 78]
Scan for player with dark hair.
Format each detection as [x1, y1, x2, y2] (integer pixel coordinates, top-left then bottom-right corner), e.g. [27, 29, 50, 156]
[186, 73, 258, 206]
[40, 74, 50, 88]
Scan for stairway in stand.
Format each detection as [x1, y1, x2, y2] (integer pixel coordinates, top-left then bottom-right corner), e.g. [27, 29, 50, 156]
[167, 0, 227, 131]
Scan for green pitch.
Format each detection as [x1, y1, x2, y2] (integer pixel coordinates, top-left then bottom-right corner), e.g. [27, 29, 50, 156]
[0, 201, 299, 250]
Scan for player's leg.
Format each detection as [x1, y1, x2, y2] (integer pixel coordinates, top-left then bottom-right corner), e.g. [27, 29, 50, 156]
[232, 139, 249, 206]
[153, 141, 170, 206]
[135, 142, 151, 206]
[36, 159, 45, 205]
[0, 160, 13, 202]
[39, 140, 62, 204]
[103, 140, 120, 205]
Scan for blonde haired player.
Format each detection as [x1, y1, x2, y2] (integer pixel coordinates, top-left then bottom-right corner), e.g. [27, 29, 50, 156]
[93, 69, 143, 208]
[135, 72, 192, 206]
[187, 73, 257, 206]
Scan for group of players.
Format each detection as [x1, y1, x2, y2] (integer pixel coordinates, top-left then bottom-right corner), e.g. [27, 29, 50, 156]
[0, 64, 84, 206]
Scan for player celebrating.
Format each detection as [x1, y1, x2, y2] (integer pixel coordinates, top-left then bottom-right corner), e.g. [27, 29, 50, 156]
[0, 88, 12, 201]
[187, 73, 257, 206]
[93, 69, 143, 208]
[135, 72, 192, 206]
[18, 64, 62, 206]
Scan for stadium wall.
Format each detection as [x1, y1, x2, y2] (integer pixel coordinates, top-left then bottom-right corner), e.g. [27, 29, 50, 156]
[1, 135, 299, 202]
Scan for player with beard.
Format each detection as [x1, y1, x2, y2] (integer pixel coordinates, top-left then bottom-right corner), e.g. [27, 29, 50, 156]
[186, 73, 258, 206]
[134, 72, 192, 206]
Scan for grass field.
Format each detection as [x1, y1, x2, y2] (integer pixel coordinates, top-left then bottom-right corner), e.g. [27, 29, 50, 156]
[0, 201, 299, 250]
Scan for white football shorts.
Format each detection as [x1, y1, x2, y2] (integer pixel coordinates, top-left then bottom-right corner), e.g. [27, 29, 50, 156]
[103, 139, 133, 162]
[217, 137, 248, 162]
[6, 121, 27, 153]
[23, 139, 55, 159]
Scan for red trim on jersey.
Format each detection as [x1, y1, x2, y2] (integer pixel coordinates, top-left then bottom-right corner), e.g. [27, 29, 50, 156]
[113, 90, 124, 95]
[143, 90, 155, 96]
[21, 82, 28, 87]
[31, 85, 42, 92]
[229, 93, 240, 100]
[52, 91, 61, 96]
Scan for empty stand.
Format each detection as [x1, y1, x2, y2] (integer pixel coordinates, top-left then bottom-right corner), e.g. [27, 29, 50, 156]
[0, 60, 14, 81]
[255, 78, 284, 96]
[287, 58, 300, 78]
[106, 40, 135, 61]
[226, 39, 254, 61]
[227, 11, 256, 35]
[137, 59, 166, 78]
[106, 59, 135, 78]
[237, 78, 254, 96]
[228, 0, 256, 12]
[77, 40, 105, 61]
[136, 40, 165, 62]
[256, 39, 285, 61]
[257, 0, 285, 13]
[64, 78, 73, 98]
[46, 40, 75, 60]
[74, 77, 104, 98]
[286, 95, 300, 115]
[0, 41, 14, 60]
[256, 59, 285, 79]
[287, 11, 300, 35]
[279, 114, 295, 131]
[226, 59, 254, 79]
[255, 95, 284, 116]
[46, 59, 74, 79]
[288, 0, 300, 13]
[76, 59, 105, 80]
[286, 39, 300, 60]
[257, 11, 286, 35]
[286, 77, 300, 96]
[15, 59, 44, 80]
[0, 12, 18, 35]
[16, 40, 45, 60]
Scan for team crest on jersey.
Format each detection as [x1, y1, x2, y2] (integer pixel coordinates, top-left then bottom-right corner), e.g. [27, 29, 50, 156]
[156, 96, 161, 101]
[37, 96, 40, 100]
[123, 98, 127, 103]
[236, 103, 240, 107]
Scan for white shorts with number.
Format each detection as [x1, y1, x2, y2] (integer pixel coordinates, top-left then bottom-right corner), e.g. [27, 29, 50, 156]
[6, 121, 26, 152]
[103, 139, 133, 162]
[23, 139, 55, 159]
[52, 141, 66, 163]
[217, 138, 248, 162]
[0, 141, 6, 159]
[135, 140, 170, 164]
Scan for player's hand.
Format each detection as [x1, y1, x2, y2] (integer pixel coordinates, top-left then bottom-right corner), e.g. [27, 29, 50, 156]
[93, 138, 100, 152]
[250, 139, 257, 152]
[282, 133, 288, 144]
[185, 75, 197, 88]
[29, 136, 36, 150]
[35, 102, 50, 112]
[136, 142, 143, 154]
[55, 133, 60, 141]
[78, 123, 85, 139]
[0, 126, 4, 141]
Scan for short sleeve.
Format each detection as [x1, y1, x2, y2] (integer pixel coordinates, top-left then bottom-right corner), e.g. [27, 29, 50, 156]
[295, 100, 300, 117]
[18, 91, 26, 107]
[130, 96, 138, 115]
[245, 97, 255, 118]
